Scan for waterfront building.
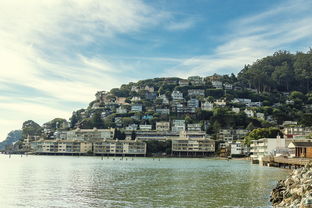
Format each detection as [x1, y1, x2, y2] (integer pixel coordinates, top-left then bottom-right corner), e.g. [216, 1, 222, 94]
[171, 137, 215, 156]
[250, 136, 291, 162]
[93, 139, 146, 155]
[30, 140, 92, 154]
[66, 128, 115, 142]
[288, 141, 312, 158]
[156, 122, 170, 131]
[230, 142, 246, 156]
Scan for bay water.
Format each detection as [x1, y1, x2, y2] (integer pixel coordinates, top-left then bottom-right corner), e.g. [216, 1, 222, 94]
[0, 155, 289, 208]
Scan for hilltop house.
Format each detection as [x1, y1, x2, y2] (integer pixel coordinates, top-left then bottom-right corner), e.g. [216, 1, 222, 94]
[211, 81, 223, 89]
[171, 90, 184, 100]
[179, 79, 189, 87]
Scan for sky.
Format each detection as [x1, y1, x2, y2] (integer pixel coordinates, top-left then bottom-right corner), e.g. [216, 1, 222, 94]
[1, 0, 312, 141]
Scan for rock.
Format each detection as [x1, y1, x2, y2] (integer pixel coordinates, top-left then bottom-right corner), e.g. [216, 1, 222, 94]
[271, 161, 312, 207]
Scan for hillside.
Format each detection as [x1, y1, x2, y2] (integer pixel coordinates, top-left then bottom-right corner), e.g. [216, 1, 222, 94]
[0, 130, 22, 151]
[11, 49, 312, 143]
[65, 50, 312, 135]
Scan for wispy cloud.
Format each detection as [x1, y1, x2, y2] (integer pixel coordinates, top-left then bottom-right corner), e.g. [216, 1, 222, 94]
[166, 17, 196, 31]
[0, 0, 164, 140]
[164, 0, 312, 77]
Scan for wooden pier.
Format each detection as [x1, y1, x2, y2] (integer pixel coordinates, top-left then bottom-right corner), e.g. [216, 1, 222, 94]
[262, 156, 311, 169]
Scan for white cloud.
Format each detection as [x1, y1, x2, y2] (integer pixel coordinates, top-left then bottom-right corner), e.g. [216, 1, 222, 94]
[164, 0, 312, 78]
[0, 0, 162, 141]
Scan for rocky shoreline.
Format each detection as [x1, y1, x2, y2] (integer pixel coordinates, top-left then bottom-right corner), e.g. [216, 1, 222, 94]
[270, 162, 312, 207]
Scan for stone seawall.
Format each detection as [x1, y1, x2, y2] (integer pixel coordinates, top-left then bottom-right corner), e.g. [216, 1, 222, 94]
[270, 162, 312, 207]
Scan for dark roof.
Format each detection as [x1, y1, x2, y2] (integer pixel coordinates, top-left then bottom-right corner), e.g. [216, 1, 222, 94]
[291, 142, 312, 147]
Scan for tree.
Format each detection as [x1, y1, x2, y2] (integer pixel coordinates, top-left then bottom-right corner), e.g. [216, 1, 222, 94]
[91, 111, 104, 129]
[244, 127, 282, 145]
[22, 120, 43, 139]
[131, 131, 136, 140]
[246, 122, 256, 131]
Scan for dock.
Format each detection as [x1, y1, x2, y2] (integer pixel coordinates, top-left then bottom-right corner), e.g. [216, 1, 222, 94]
[262, 156, 311, 169]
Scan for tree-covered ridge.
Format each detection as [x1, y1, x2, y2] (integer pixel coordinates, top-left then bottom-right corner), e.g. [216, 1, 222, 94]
[238, 50, 312, 93]
[64, 50, 312, 135]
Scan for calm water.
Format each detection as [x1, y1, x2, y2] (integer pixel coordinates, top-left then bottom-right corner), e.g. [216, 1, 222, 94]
[0, 155, 289, 208]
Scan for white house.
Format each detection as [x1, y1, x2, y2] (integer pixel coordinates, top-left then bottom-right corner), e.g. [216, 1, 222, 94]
[214, 99, 226, 107]
[139, 124, 152, 131]
[171, 90, 184, 100]
[126, 124, 138, 131]
[187, 123, 202, 131]
[231, 142, 246, 156]
[201, 101, 214, 111]
[156, 122, 170, 131]
[232, 107, 240, 114]
[172, 120, 186, 132]
[244, 109, 254, 118]
[211, 81, 223, 89]
[250, 136, 290, 163]
[224, 83, 233, 90]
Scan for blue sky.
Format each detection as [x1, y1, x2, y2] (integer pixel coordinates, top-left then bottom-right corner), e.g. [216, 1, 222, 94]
[1, 0, 312, 141]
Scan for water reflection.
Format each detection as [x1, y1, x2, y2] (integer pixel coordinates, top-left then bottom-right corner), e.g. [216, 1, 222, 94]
[0, 155, 288, 208]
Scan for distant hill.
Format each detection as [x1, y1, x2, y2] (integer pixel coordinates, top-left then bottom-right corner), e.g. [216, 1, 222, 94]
[0, 130, 22, 150]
